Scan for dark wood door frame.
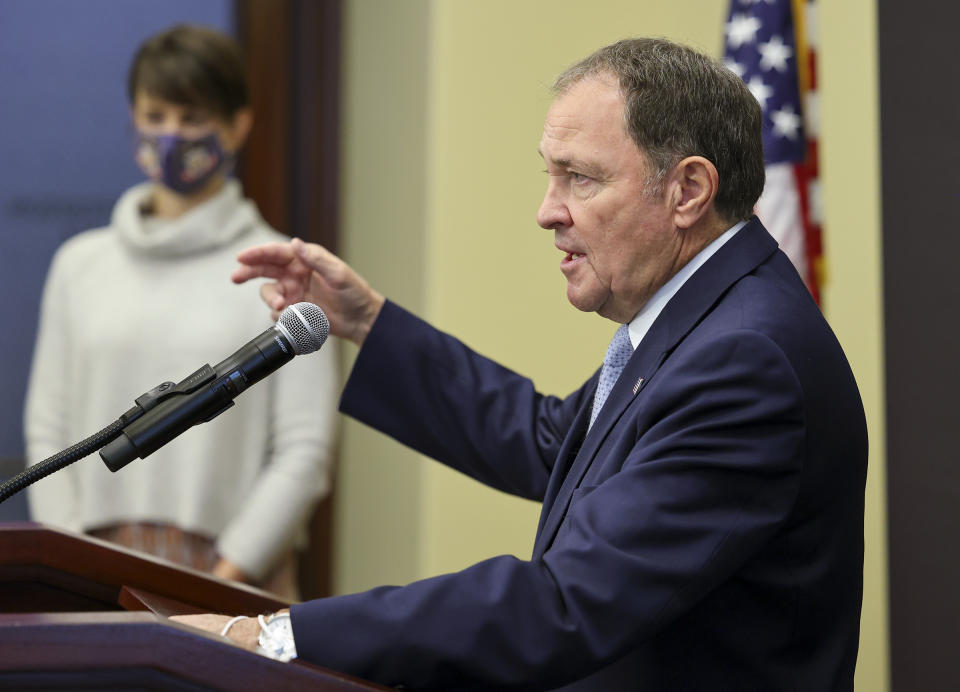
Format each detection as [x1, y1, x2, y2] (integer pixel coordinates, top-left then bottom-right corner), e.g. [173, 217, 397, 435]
[236, 0, 342, 599]
[879, 1, 960, 689]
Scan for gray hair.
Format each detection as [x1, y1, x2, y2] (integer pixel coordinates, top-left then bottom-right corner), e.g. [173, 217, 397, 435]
[554, 38, 765, 222]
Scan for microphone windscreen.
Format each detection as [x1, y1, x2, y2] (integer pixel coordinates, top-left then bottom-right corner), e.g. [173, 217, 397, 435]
[277, 302, 329, 354]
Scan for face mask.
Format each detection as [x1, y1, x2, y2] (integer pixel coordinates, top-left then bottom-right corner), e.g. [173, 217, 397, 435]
[134, 131, 231, 196]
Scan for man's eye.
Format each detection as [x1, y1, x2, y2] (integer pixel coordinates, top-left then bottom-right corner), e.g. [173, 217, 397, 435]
[570, 172, 590, 184]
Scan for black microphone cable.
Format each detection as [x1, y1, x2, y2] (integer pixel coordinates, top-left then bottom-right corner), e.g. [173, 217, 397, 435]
[0, 419, 126, 505]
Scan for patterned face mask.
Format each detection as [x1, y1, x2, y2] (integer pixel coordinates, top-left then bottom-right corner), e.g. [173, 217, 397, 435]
[134, 130, 231, 196]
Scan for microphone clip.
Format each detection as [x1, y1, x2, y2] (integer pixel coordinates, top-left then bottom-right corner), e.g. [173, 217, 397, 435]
[104, 364, 240, 472]
[134, 364, 218, 412]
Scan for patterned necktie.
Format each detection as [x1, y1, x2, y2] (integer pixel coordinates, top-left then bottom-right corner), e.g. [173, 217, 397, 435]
[589, 324, 634, 429]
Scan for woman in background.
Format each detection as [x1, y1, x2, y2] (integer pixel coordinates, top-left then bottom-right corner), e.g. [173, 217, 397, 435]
[23, 25, 337, 600]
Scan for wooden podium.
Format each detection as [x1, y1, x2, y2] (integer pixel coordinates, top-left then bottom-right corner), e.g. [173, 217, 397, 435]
[0, 522, 389, 690]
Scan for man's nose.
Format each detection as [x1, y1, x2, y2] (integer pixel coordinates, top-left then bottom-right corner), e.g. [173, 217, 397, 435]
[537, 183, 571, 230]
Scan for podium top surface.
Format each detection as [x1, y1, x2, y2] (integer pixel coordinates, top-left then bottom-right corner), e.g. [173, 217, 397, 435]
[0, 522, 287, 614]
[0, 523, 392, 691]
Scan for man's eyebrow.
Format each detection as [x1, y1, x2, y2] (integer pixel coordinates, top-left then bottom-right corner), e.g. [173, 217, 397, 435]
[538, 150, 603, 176]
[536, 148, 570, 168]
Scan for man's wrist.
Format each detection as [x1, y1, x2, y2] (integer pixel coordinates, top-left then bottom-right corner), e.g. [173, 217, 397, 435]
[353, 293, 386, 347]
[256, 611, 298, 662]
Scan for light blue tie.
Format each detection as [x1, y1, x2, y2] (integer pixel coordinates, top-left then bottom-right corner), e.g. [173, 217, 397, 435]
[589, 324, 634, 429]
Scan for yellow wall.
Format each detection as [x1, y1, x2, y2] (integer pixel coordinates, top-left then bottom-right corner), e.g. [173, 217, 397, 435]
[336, 0, 431, 591]
[338, 1, 887, 688]
[819, 2, 888, 689]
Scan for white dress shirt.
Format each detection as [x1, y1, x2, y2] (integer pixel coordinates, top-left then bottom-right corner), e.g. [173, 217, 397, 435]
[626, 221, 746, 348]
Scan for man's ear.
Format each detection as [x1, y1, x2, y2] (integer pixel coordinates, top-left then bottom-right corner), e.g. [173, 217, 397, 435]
[668, 156, 719, 230]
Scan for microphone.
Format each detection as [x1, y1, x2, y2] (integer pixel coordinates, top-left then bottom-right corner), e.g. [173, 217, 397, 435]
[100, 302, 329, 472]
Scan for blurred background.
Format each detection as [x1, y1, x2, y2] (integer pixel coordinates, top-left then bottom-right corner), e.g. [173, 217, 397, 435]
[1, 1, 957, 690]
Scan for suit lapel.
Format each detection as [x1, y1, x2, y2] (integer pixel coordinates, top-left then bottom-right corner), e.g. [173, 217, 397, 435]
[534, 371, 597, 541]
[533, 329, 669, 557]
[532, 218, 779, 558]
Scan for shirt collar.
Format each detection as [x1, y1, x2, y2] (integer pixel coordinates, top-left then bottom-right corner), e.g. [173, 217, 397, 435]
[626, 220, 746, 349]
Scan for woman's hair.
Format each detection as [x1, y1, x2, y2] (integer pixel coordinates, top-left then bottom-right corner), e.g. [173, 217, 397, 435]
[127, 24, 249, 119]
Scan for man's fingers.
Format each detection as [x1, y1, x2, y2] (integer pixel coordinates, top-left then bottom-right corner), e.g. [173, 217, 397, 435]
[236, 241, 296, 266]
[231, 262, 295, 284]
[170, 613, 261, 649]
[233, 242, 299, 283]
[170, 613, 231, 631]
[234, 239, 332, 286]
[260, 282, 289, 313]
[291, 237, 344, 279]
[234, 238, 355, 321]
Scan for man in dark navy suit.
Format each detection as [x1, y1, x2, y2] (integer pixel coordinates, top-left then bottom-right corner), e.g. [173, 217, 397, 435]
[179, 38, 867, 691]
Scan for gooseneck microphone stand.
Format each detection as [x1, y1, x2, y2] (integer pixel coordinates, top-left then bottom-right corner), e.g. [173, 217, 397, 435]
[0, 419, 128, 504]
[0, 377, 175, 506]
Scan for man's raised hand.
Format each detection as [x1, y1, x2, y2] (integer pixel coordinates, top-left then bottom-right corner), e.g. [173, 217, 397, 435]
[232, 238, 385, 346]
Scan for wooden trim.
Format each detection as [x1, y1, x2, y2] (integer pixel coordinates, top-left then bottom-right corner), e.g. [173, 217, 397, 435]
[0, 611, 390, 690]
[235, 0, 342, 599]
[235, 0, 293, 233]
[879, 1, 960, 689]
[0, 525, 389, 689]
[0, 523, 287, 614]
[290, 0, 342, 253]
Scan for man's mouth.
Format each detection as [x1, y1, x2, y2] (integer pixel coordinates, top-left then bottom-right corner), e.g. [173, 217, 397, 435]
[563, 252, 585, 263]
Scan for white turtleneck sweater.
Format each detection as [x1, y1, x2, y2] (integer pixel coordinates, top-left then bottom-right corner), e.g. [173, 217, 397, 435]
[23, 180, 338, 580]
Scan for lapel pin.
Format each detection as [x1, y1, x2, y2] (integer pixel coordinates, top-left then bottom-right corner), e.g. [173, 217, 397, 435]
[632, 377, 644, 395]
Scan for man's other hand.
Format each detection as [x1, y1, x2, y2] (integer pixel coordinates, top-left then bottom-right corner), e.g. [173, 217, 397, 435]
[170, 613, 261, 651]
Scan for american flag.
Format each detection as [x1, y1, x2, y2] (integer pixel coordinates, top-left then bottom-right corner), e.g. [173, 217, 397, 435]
[723, 0, 823, 302]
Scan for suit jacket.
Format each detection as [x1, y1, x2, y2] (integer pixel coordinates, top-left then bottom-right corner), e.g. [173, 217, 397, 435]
[291, 218, 868, 691]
